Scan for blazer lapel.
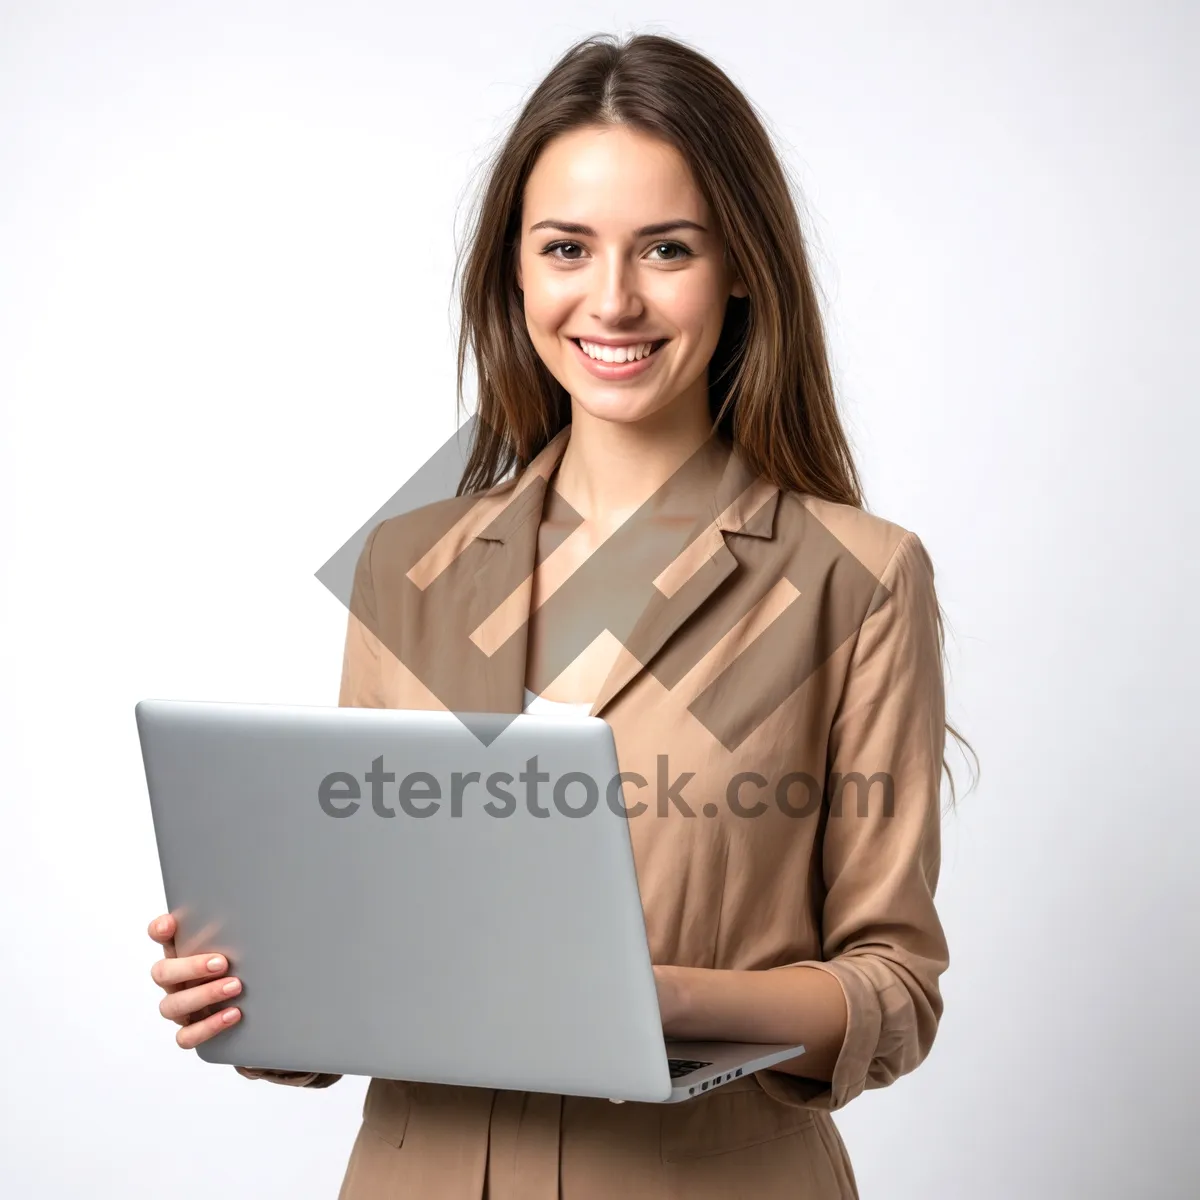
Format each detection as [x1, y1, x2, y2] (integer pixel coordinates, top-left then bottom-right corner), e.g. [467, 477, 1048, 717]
[394, 428, 567, 730]
[463, 427, 782, 715]
[586, 439, 781, 718]
[455, 425, 782, 722]
[464, 428, 571, 716]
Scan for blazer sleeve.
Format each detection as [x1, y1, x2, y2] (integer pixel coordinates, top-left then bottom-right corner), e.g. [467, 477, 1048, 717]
[756, 528, 950, 1113]
[235, 522, 388, 1089]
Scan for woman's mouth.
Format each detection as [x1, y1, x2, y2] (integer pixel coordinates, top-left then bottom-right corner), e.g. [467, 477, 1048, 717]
[569, 337, 669, 380]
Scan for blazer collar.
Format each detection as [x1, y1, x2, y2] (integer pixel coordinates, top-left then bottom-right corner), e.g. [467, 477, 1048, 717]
[475, 424, 781, 546]
[412, 423, 781, 719]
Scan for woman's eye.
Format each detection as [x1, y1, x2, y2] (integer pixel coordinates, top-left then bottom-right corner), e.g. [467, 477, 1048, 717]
[543, 241, 584, 260]
[649, 241, 693, 261]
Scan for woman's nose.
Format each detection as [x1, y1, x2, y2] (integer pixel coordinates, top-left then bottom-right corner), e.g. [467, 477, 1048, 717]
[591, 254, 644, 322]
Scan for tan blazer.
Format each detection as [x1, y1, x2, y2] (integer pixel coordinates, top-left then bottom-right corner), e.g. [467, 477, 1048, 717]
[237, 425, 949, 1199]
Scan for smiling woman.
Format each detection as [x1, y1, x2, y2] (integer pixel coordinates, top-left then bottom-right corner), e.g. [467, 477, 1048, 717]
[145, 26, 978, 1200]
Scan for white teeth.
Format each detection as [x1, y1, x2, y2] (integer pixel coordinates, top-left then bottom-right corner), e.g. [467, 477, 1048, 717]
[578, 339, 659, 364]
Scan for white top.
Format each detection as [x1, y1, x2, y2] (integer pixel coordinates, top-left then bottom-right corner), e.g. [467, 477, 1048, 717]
[522, 687, 592, 718]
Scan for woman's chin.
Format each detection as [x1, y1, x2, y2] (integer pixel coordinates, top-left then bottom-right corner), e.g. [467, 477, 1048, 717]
[570, 390, 675, 427]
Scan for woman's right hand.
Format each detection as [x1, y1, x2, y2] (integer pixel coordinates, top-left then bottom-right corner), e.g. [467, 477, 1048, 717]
[147, 912, 243, 1049]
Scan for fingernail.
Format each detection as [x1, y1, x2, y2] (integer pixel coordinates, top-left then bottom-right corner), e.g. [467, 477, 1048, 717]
[155, 918, 169, 935]
[206, 956, 224, 972]
[222, 979, 241, 995]
[221, 1008, 239, 1023]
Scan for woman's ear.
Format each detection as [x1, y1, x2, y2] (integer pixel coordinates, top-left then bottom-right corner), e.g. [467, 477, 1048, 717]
[730, 277, 749, 299]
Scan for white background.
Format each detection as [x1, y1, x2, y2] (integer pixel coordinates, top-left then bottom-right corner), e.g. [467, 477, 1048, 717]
[1, 2, 1196, 1196]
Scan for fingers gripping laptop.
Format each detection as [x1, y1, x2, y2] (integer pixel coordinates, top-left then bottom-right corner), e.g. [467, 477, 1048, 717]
[136, 699, 805, 1103]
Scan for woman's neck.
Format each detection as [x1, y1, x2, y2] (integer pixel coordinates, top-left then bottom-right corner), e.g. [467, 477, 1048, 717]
[552, 397, 719, 530]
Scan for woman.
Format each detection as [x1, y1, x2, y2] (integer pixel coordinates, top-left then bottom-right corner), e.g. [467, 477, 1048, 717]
[147, 31, 973, 1199]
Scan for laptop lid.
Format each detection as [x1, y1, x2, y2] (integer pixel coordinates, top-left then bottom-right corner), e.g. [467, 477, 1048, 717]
[136, 698, 678, 1101]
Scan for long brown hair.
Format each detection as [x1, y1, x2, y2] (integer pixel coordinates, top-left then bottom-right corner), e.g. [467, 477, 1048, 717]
[451, 31, 978, 810]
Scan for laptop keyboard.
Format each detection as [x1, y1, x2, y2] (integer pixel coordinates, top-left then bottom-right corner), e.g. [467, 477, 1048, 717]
[667, 1057, 713, 1079]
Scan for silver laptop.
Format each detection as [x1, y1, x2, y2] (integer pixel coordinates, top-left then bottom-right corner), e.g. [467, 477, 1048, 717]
[135, 698, 805, 1103]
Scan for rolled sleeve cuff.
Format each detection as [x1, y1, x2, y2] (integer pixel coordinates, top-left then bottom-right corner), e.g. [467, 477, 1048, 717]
[753, 958, 882, 1113]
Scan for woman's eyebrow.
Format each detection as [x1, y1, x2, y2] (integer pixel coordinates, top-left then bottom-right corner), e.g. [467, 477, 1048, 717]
[528, 219, 707, 237]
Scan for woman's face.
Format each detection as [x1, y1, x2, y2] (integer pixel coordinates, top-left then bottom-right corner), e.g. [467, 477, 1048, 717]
[517, 124, 747, 428]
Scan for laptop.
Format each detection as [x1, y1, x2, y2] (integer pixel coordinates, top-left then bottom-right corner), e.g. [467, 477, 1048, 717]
[135, 698, 805, 1103]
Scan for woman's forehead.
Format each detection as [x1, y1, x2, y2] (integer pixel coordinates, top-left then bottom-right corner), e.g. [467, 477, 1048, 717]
[523, 129, 707, 230]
